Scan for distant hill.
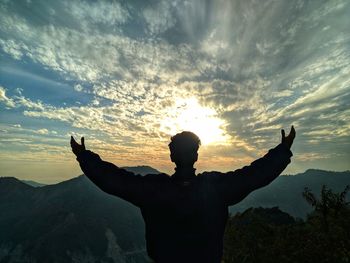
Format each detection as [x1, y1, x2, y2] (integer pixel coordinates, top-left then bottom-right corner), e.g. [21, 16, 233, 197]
[21, 179, 46, 187]
[18, 166, 160, 188]
[121, 165, 161, 176]
[229, 169, 350, 218]
[0, 176, 151, 263]
[228, 206, 296, 226]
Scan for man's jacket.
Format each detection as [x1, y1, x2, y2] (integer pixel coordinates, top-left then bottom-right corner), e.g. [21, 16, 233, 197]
[76, 143, 293, 263]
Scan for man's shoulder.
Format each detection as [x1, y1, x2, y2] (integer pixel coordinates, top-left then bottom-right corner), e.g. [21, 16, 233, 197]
[197, 171, 224, 179]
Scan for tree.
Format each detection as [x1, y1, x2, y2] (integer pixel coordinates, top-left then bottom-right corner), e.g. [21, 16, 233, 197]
[223, 185, 350, 263]
[302, 185, 350, 231]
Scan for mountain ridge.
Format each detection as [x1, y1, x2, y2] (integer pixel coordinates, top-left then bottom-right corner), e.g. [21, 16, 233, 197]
[0, 169, 349, 262]
[15, 167, 350, 187]
[5, 168, 350, 219]
[0, 175, 150, 263]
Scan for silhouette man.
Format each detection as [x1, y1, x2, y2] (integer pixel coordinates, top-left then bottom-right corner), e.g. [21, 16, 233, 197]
[71, 126, 295, 263]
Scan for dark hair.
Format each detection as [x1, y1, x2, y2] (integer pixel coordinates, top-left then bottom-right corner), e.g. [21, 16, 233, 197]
[168, 131, 201, 155]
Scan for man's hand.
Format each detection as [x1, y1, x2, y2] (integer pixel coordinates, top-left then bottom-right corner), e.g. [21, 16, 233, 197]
[70, 136, 86, 156]
[281, 126, 296, 149]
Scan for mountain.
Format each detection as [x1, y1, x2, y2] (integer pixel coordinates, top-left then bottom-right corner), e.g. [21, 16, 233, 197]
[0, 169, 349, 262]
[21, 180, 46, 187]
[0, 176, 151, 263]
[121, 166, 161, 176]
[18, 166, 160, 189]
[229, 169, 350, 218]
[228, 206, 296, 227]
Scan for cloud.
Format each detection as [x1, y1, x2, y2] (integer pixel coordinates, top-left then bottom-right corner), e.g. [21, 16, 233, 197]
[74, 84, 84, 92]
[0, 12, 203, 83]
[68, 0, 129, 26]
[0, 0, 349, 176]
[35, 128, 49, 135]
[0, 86, 16, 108]
[0, 39, 27, 60]
[0, 85, 53, 112]
[15, 96, 46, 110]
[143, 1, 176, 35]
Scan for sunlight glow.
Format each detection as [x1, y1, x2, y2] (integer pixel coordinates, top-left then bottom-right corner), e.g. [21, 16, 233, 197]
[160, 97, 230, 145]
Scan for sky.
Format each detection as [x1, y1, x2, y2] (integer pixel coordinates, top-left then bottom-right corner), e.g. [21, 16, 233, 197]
[0, 0, 349, 184]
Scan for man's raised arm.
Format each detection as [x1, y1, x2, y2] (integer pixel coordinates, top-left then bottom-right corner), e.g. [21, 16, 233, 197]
[70, 136, 149, 207]
[217, 126, 296, 206]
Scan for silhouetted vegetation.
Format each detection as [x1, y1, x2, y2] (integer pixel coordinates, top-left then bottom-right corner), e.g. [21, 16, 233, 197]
[223, 185, 350, 263]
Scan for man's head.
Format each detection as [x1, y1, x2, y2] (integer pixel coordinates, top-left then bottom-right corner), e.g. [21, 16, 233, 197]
[168, 131, 201, 167]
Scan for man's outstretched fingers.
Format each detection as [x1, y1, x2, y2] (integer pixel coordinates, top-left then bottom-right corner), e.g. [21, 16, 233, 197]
[291, 126, 296, 136]
[281, 129, 285, 139]
[70, 136, 76, 146]
[81, 137, 85, 148]
[289, 126, 296, 139]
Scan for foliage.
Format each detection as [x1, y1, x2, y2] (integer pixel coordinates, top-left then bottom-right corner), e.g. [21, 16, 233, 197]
[223, 185, 350, 263]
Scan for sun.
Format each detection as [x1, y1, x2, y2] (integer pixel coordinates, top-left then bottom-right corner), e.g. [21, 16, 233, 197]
[160, 97, 229, 145]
